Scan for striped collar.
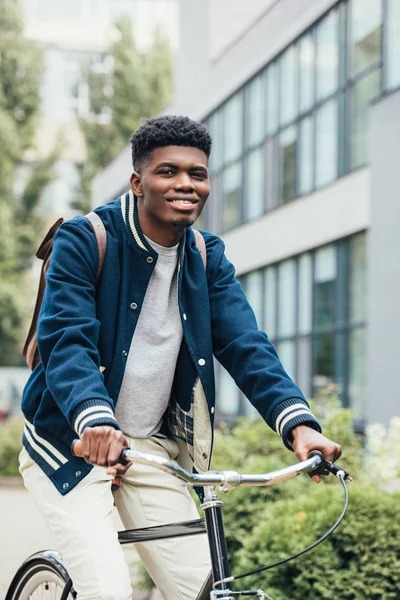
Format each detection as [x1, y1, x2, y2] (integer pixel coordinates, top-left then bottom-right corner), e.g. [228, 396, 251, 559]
[120, 189, 153, 253]
[120, 188, 187, 256]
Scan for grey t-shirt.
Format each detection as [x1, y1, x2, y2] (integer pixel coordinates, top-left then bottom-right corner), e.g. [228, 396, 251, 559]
[115, 237, 183, 438]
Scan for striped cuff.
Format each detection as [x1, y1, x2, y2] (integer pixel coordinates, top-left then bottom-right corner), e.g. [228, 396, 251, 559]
[71, 399, 120, 437]
[272, 398, 322, 450]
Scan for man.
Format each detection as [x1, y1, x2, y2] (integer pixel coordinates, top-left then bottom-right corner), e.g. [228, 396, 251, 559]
[20, 115, 341, 600]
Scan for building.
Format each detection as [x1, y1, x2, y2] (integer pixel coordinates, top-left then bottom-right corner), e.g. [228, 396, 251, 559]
[92, 0, 400, 428]
[20, 0, 179, 216]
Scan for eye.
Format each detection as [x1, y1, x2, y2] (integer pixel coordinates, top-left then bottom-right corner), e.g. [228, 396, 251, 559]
[159, 169, 175, 176]
[192, 171, 208, 180]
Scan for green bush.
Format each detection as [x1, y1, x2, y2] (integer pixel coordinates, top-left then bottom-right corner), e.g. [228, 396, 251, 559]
[234, 485, 400, 599]
[0, 414, 23, 475]
[207, 395, 400, 599]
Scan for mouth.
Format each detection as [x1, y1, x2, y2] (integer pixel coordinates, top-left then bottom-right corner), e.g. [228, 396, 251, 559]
[165, 197, 199, 211]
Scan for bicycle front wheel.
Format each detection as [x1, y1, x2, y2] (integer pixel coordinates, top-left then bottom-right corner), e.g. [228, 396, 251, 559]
[5, 551, 75, 600]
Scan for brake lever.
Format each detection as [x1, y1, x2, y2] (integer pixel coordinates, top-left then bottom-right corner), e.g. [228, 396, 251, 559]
[309, 450, 352, 481]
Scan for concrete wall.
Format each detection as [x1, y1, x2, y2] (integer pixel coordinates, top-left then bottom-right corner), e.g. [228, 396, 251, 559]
[222, 169, 369, 275]
[366, 90, 400, 426]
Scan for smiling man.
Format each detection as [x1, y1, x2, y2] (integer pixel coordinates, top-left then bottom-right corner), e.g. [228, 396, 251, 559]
[20, 115, 342, 600]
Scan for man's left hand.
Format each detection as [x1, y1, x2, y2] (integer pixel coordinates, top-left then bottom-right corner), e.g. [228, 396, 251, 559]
[291, 425, 342, 483]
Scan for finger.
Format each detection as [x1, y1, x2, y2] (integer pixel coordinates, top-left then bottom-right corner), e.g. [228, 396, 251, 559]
[312, 475, 321, 484]
[81, 428, 92, 464]
[106, 462, 129, 476]
[107, 436, 126, 467]
[96, 435, 112, 467]
[88, 428, 101, 465]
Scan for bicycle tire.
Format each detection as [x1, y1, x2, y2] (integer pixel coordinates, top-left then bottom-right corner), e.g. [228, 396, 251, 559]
[5, 551, 75, 600]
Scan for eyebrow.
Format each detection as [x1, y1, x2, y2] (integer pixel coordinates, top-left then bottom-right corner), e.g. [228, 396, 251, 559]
[154, 161, 208, 173]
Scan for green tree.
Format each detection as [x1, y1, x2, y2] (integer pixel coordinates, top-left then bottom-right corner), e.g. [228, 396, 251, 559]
[77, 16, 173, 210]
[0, 0, 57, 365]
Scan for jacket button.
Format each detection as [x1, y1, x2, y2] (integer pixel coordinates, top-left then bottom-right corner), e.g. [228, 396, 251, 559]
[183, 313, 187, 321]
[146, 256, 154, 264]
[75, 471, 81, 477]
[122, 350, 128, 357]
[211, 407, 215, 414]
[63, 483, 69, 490]
[130, 302, 137, 310]
[198, 358, 205, 366]
[202, 452, 208, 460]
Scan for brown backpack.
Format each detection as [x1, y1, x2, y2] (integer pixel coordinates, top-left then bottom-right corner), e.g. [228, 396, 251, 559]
[23, 214, 206, 370]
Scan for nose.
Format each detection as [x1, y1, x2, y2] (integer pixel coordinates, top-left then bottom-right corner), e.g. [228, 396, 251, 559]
[173, 171, 195, 192]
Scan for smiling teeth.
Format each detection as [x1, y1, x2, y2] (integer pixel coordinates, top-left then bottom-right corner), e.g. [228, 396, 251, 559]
[171, 200, 195, 204]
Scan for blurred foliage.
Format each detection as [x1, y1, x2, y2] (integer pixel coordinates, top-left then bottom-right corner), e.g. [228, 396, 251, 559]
[235, 484, 400, 599]
[365, 417, 400, 491]
[78, 17, 173, 205]
[0, 414, 23, 475]
[0, 1, 58, 365]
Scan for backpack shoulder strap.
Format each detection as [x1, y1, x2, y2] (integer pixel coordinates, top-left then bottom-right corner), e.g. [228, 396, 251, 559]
[193, 229, 207, 271]
[85, 211, 107, 284]
[23, 217, 65, 370]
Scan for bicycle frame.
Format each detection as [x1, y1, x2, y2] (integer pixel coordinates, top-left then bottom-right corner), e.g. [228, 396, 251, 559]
[10, 450, 348, 600]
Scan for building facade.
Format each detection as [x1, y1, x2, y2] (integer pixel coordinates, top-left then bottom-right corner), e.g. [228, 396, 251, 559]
[92, 0, 400, 427]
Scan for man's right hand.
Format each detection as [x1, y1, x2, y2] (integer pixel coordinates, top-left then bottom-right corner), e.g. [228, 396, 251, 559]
[79, 426, 130, 476]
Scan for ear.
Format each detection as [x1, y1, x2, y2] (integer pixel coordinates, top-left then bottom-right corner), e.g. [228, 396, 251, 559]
[130, 171, 143, 198]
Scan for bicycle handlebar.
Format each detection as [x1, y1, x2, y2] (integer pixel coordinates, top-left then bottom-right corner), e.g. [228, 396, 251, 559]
[71, 441, 351, 492]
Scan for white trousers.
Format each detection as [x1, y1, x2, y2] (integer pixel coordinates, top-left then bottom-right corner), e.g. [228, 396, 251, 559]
[19, 436, 211, 600]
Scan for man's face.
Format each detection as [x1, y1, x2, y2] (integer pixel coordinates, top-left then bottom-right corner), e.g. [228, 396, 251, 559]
[130, 145, 210, 232]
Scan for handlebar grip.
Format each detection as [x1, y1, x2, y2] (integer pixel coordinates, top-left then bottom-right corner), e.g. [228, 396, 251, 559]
[309, 450, 352, 481]
[71, 439, 130, 465]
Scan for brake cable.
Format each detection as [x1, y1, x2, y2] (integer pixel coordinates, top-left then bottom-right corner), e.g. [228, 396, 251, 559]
[214, 457, 351, 589]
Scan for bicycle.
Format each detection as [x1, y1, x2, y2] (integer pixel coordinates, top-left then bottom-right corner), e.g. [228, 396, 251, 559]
[5, 446, 351, 600]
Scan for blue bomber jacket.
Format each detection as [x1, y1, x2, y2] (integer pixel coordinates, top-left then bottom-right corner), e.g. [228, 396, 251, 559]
[21, 190, 321, 495]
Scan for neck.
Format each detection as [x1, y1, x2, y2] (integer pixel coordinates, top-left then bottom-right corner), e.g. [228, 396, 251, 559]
[137, 202, 185, 247]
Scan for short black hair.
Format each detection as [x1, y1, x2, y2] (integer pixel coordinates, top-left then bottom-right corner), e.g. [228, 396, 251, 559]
[130, 115, 212, 171]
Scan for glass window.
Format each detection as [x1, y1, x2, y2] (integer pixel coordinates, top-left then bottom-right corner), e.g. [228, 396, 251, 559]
[265, 137, 278, 211]
[244, 148, 264, 221]
[278, 259, 296, 337]
[314, 245, 337, 328]
[350, 69, 381, 170]
[246, 75, 265, 148]
[349, 233, 367, 323]
[279, 126, 297, 204]
[298, 253, 312, 334]
[299, 116, 314, 195]
[348, 328, 366, 421]
[208, 111, 223, 173]
[315, 98, 338, 188]
[266, 62, 279, 135]
[297, 337, 312, 397]
[316, 9, 339, 101]
[245, 271, 263, 327]
[264, 267, 277, 339]
[349, 0, 382, 76]
[216, 365, 240, 416]
[222, 162, 242, 232]
[299, 33, 315, 113]
[277, 340, 296, 380]
[314, 332, 335, 390]
[223, 94, 243, 164]
[279, 45, 297, 126]
[386, 0, 400, 90]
